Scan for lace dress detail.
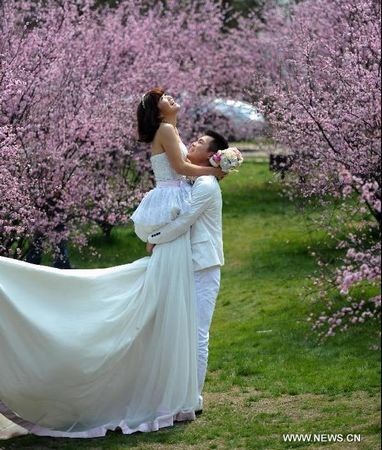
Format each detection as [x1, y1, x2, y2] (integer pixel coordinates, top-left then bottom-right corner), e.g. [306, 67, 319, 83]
[150, 144, 187, 183]
[130, 142, 192, 237]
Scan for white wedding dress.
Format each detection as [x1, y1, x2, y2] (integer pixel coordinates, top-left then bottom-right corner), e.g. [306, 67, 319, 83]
[131, 141, 192, 240]
[0, 144, 199, 439]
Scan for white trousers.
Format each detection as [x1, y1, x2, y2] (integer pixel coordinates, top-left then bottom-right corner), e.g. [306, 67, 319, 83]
[194, 266, 221, 395]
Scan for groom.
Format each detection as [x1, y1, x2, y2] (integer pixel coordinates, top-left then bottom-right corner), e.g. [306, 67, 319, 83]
[146, 130, 228, 413]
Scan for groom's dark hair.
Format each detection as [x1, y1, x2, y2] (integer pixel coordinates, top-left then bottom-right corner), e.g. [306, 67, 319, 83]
[205, 130, 228, 153]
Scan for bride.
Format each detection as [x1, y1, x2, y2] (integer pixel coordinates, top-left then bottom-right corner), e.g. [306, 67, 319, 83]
[132, 87, 224, 239]
[0, 88, 224, 439]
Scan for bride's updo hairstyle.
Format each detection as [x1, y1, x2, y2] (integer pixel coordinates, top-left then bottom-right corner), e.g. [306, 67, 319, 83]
[137, 87, 165, 143]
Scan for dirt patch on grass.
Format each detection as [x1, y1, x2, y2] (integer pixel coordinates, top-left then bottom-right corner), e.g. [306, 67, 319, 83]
[201, 388, 380, 449]
[205, 388, 379, 421]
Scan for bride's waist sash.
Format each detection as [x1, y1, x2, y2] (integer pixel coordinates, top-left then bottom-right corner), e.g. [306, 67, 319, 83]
[156, 180, 189, 188]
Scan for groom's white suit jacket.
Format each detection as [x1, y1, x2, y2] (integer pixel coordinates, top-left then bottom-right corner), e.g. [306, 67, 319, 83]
[148, 175, 224, 272]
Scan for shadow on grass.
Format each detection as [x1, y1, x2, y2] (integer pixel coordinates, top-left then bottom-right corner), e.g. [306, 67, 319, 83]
[69, 226, 147, 269]
[248, 235, 346, 279]
[223, 181, 295, 219]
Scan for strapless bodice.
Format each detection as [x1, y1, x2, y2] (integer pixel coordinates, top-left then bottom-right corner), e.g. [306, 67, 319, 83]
[151, 142, 188, 183]
[130, 140, 192, 234]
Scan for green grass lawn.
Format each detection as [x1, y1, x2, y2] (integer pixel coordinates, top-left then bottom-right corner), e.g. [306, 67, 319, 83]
[2, 162, 380, 450]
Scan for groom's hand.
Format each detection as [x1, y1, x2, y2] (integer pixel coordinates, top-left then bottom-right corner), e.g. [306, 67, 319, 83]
[146, 242, 156, 254]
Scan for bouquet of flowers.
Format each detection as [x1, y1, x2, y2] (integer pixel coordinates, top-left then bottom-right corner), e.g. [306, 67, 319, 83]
[209, 147, 244, 173]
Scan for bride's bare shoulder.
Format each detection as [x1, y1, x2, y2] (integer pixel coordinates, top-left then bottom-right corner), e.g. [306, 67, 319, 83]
[157, 122, 175, 133]
[156, 123, 177, 140]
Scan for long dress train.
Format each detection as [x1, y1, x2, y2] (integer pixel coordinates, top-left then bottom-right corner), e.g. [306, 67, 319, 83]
[0, 231, 198, 438]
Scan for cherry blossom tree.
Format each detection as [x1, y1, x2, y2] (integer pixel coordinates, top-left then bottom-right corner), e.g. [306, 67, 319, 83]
[253, 0, 381, 339]
[0, 0, 257, 261]
[1, 0, 150, 261]
[0, 127, 37, 258]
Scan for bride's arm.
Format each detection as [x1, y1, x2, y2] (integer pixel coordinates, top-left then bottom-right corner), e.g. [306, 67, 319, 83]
[158, 124, 224, 178]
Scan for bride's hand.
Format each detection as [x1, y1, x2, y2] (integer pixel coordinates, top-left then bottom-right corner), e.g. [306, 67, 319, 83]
[212, 167, 227, 179]
[146, 242, 155, 254]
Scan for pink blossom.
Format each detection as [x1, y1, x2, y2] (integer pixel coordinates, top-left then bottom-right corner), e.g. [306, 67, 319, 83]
[253, 0, 381, 340]
[0, 0, 257, 258]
